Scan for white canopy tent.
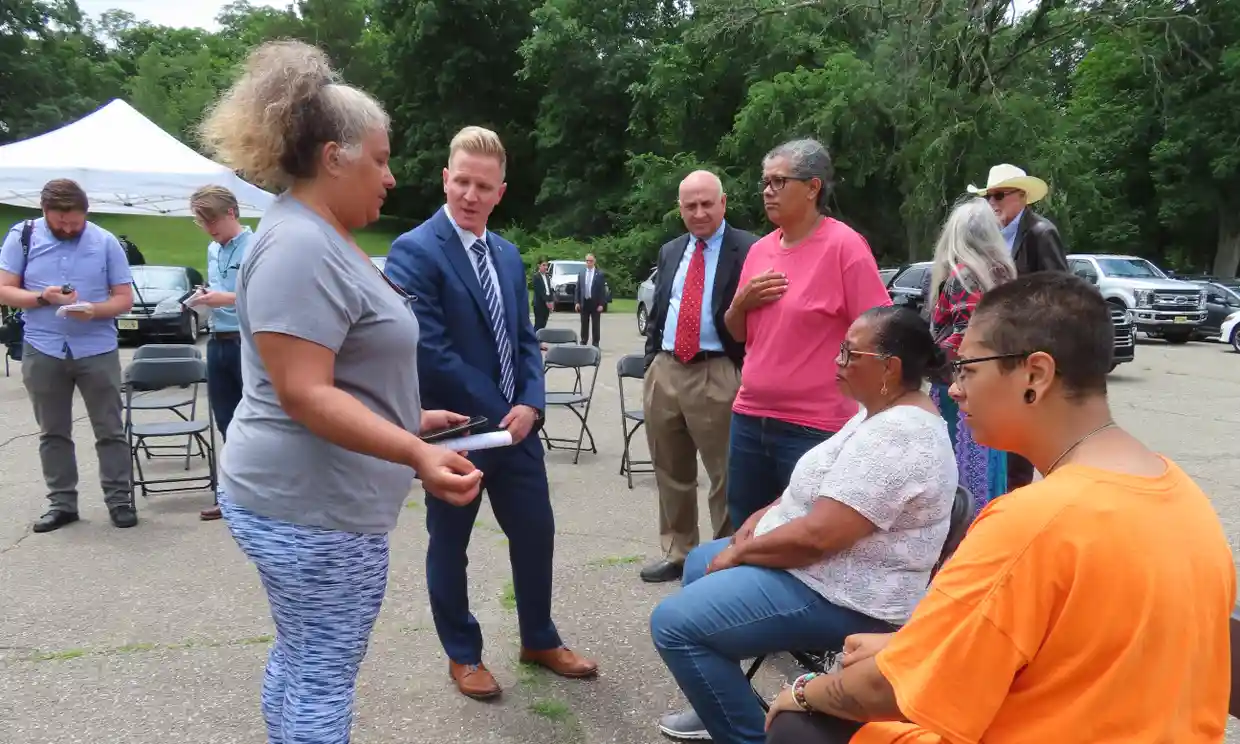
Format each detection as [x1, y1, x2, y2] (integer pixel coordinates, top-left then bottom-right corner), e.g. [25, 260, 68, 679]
[0, 100, 273, 217]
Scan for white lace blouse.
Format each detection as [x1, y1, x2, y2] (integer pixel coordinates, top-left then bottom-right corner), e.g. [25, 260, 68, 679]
[753, 404, 959, 623]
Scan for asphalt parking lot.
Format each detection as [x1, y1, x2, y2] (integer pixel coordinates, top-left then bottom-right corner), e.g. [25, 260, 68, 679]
[0, 314, 1238, 744]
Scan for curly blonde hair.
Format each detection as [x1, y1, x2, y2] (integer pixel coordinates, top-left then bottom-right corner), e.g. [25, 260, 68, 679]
[198, 40, 389, 191]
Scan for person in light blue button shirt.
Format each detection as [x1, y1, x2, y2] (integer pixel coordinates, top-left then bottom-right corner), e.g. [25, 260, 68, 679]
[638, 170, 759, 588]
[189, 186, 253, 521]
[0, 178, 137, 533]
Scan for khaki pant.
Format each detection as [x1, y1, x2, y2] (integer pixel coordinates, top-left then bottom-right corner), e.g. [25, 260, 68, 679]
[642, 352, 740, 563]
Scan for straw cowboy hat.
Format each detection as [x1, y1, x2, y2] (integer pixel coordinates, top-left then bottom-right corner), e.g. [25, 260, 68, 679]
[967, 164, 1049, 204]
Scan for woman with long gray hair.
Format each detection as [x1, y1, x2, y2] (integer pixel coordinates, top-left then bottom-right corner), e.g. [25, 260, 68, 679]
[199, 40, 482, 742]
[927, 197, 1016, 509]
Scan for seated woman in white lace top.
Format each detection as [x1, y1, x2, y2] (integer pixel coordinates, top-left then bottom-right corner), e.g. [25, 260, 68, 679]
[649, 306, 959, 744]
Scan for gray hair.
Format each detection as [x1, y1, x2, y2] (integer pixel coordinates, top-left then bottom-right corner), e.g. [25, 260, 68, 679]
[199, 40, 389, 190]
[929, 197, 1017, 305]
[763, 138, 834, 213]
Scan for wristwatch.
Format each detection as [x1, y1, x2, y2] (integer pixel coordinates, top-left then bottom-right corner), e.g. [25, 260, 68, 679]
[35, 295, 49, 307]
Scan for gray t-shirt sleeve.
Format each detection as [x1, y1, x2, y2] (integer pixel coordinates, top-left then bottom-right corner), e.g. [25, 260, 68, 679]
[242, 220, 364, 353]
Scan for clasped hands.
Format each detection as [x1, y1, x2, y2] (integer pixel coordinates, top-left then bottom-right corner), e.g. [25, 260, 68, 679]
[413, 403, 539, 507]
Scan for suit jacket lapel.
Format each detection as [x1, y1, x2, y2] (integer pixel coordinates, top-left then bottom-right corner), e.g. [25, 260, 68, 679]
[1011, 212, 1033, 268]
[434, 208, 489, 322]
[711, 227, 740, 317]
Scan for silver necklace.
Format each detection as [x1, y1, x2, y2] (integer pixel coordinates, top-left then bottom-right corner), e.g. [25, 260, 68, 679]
[1046, 421, 1116, 474]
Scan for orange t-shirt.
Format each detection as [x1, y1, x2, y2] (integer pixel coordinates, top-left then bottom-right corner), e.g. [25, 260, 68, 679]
[852, 459, 1235, 744]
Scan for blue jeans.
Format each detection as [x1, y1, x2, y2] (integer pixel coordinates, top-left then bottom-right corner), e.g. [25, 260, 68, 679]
[726, 412, 834, 530]
[649, 539, 892, 744]
[207, 336, 243, 442]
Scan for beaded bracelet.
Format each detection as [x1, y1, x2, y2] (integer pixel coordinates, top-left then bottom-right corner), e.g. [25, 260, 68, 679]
[792, 672, 818, 712]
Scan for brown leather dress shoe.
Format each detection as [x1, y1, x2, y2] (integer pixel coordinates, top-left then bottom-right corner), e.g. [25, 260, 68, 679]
[449, 661, 501, 699]
[519, 647, 599, 678]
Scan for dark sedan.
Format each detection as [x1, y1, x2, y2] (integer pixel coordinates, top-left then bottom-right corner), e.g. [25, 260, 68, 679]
[116, 265, 209, 344]
[1181, 277, 1240, 339]
[886, 261, 933, 315]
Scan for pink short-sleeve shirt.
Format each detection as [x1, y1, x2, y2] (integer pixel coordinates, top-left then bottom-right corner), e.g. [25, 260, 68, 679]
[732, 218, 892, 432]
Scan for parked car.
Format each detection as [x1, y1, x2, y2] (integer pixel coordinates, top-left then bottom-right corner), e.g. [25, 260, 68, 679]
[879, 267, 899, 287]
[1219, 310, 1240, 352]
[1067, 254, 1206, 344]
[636, 267, 657, 335]
[1178, 276, 1240, 340]
[886, 261, 932, 315]
[548, 259, 611, 311]
[117, 264, 209, 344]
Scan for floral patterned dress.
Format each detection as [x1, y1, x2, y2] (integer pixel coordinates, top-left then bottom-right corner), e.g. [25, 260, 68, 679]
[929, 265, 1011, 511]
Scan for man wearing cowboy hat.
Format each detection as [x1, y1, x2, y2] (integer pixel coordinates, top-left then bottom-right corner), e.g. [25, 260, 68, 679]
[967, 164, 1069, 493]
[968, 164, 1068, 275]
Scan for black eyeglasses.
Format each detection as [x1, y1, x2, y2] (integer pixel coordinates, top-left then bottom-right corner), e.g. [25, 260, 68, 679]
[949, 352, 1030, 380]
[759, 175, 811, 193]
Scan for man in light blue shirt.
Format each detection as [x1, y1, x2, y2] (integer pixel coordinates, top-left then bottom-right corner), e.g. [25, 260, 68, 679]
[638, 170, 759, 589]
[0, 179, 136, 532]
[189, 186, 253, 521]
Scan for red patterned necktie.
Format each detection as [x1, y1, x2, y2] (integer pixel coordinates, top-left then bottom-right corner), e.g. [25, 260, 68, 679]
[674, 239, 707, 363]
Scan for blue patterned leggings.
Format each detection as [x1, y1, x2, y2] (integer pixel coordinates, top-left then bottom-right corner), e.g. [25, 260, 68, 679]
[220, 489, 389, 744]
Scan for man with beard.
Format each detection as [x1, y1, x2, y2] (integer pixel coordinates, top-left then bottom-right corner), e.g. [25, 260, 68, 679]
[0, 179, 136, 532]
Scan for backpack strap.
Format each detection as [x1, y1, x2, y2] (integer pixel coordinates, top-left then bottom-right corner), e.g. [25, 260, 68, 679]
[14, 220, 33, 288]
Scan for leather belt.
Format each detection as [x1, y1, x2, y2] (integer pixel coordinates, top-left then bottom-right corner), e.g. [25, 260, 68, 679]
[211, 331, 240, 341]
[666, 350, 727, 365]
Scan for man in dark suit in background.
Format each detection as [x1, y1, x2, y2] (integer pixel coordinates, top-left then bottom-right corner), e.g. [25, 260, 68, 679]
[573, 253, 606, 346]
[385, 125, 598, 702]
[968, 163, 1068, 491]
[637, 170, 758, 584]
[530, 258, 552, 330]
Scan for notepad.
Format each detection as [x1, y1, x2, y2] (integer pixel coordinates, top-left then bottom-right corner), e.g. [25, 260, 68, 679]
[435, 430, 514, 452]
[55, 302, 93, 317]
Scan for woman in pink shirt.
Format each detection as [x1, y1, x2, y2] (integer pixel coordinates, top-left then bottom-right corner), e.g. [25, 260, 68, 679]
[723, 138, 892, 530]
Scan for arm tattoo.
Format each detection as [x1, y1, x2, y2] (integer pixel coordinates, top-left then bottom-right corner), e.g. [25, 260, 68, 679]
[819, 673, 868, 721]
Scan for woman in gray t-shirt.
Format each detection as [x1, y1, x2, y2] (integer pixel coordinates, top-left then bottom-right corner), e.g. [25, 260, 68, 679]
[198, 40, 482, 744]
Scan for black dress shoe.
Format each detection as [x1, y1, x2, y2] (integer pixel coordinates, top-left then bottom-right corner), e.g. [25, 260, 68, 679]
[640, 559, 684, 583]
[32, 510, 80, 533]
[108, 505, 138, 528]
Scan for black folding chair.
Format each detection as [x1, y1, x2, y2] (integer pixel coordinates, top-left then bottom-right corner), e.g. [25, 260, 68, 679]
[616, 353, 653, 488]
[540, 344, 600, 464]
[538, 327, 581, 393]
[123, 344, 204, 468]
[124, 357, 217, 499]
[746, 484, 977, 710]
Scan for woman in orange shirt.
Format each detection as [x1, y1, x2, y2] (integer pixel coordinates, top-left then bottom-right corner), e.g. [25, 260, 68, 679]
[763, 272, 1235, 744]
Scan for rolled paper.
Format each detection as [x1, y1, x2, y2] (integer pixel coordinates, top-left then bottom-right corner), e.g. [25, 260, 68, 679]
[436, 430, 514, 452]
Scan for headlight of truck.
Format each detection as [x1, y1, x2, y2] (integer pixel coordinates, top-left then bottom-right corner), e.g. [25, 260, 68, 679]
[153, 297, 183, 317]
[1199, 292, 1207, 309]
[1134, 290, 1153, 307]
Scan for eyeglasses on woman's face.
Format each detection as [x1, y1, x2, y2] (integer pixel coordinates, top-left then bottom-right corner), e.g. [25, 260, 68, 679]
[837, 342, 889, 367]
[759, 175, 810, 193]
[949, 352, 1030, 383]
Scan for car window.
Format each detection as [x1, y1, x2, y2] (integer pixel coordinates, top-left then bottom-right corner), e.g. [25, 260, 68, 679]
[1095, 257, 1166, 279]
[552, 261, 586, 276]
[892, 266, 926, 289]
[130, 266, 189, 291]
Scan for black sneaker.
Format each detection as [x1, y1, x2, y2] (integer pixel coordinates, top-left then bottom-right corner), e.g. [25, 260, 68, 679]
[32, 510, 79, 533]
[108, 505, 138, 528]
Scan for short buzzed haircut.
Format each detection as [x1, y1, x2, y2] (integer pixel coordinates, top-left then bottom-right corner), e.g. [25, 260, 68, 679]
[449, 125, 506, 177]
[971, 272, 1113, 397]
[189, 185, 239, 221]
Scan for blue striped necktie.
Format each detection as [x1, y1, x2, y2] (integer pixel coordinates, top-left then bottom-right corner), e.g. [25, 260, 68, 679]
[469, 239, 516, 401]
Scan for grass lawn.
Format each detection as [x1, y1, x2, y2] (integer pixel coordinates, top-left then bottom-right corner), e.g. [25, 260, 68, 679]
[0, 204, 400, 275]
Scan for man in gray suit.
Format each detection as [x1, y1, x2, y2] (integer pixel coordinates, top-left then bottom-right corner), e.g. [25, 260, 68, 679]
[638, 170, 758, 584]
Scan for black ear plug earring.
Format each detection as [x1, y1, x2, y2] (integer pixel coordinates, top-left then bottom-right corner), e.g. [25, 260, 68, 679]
[1024, 389, 1036, 404]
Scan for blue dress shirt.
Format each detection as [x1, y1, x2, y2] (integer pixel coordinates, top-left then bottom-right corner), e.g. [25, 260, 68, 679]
[661, 221, 727, 353]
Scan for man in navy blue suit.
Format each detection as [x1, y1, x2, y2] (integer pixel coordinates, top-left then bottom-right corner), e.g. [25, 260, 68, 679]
[385, 126, 599, 700]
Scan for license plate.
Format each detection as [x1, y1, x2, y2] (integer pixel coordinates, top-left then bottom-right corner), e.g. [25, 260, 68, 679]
[1174, 316, 1189, 323]
[118, 319, 139, 330]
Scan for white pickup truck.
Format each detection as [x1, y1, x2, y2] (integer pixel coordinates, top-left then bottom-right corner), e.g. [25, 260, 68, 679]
[1067, 254, 1206, 344]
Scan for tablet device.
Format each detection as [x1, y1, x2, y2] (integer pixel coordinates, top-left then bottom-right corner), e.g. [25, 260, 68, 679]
[421, 415, 488, 444]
